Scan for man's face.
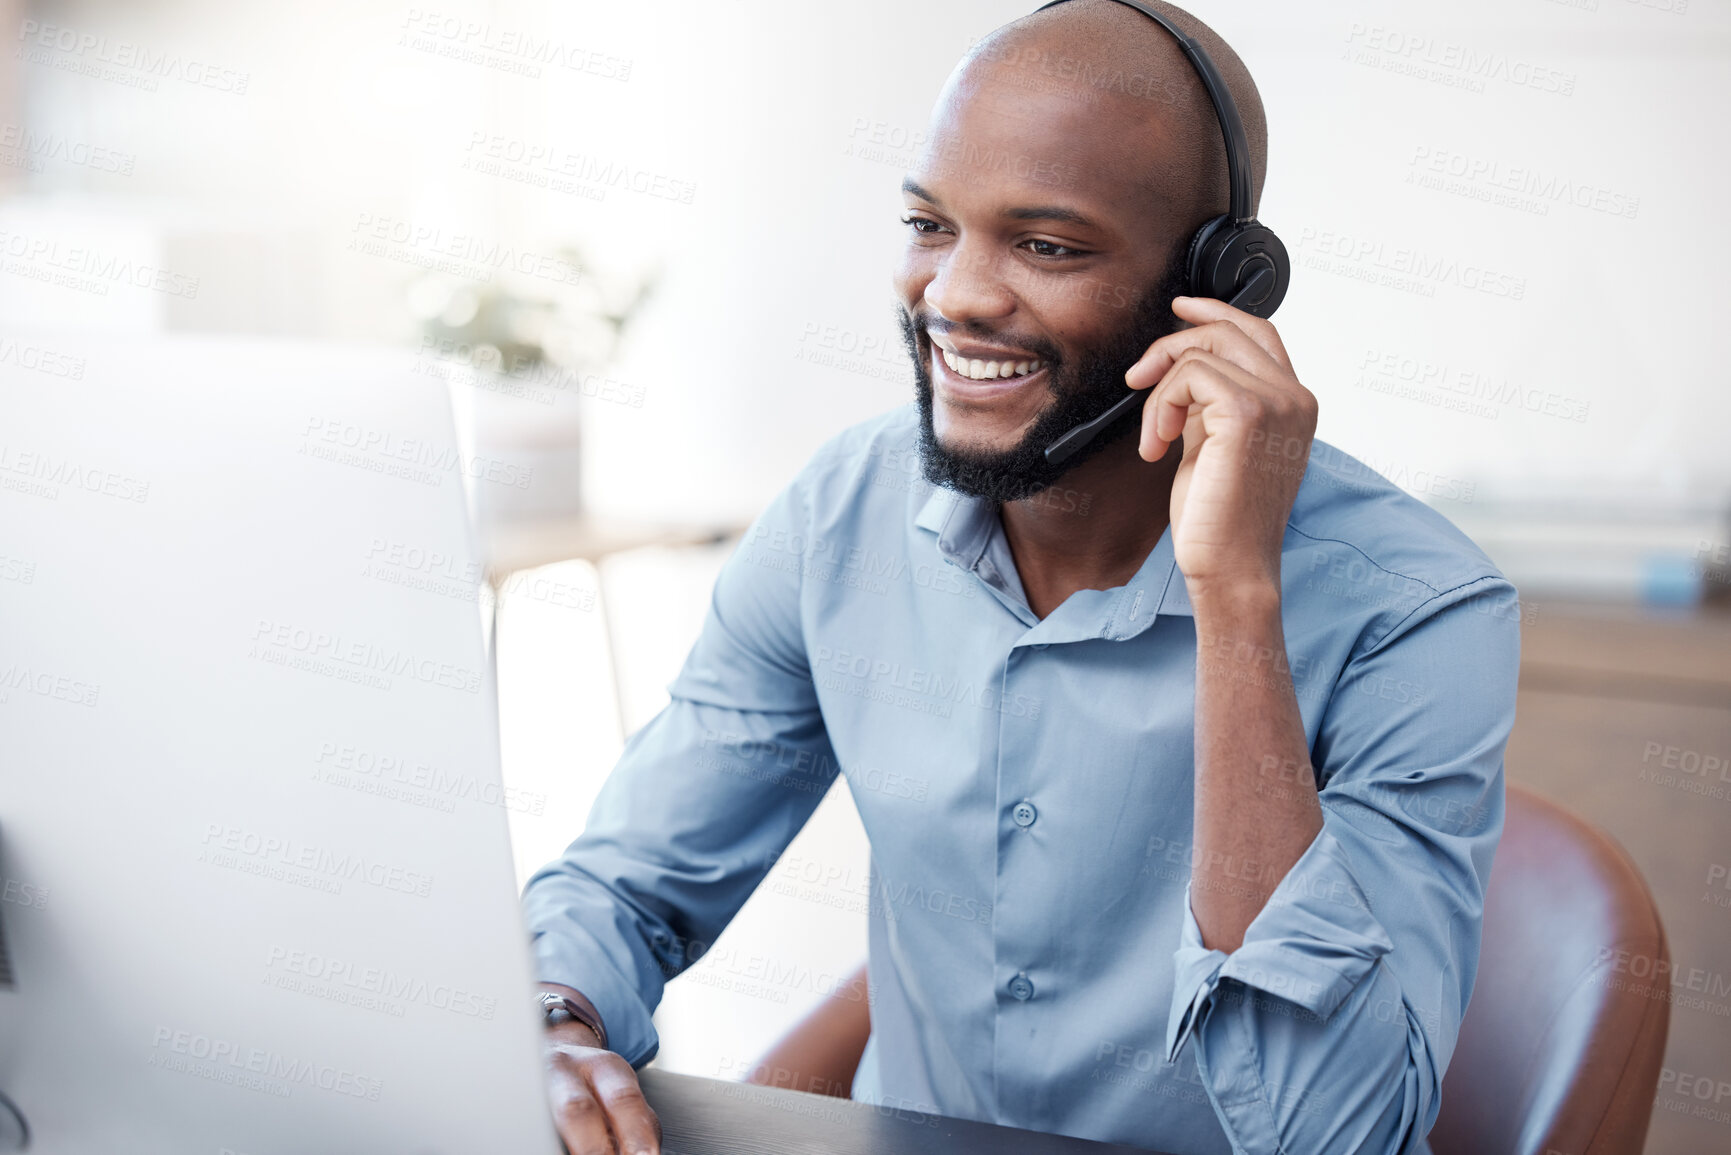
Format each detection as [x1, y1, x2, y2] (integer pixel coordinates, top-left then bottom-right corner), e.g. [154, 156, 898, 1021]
[893, 62, 1190, 502]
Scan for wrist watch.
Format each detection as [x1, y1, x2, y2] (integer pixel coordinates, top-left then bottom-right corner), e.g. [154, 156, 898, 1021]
[538, 990, 608, 1050]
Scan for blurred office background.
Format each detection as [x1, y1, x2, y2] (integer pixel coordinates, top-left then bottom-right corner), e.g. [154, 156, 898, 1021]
[4, 0, 1728, 1150]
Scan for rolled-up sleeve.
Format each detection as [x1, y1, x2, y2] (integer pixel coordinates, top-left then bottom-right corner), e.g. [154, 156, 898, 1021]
[1165, 576, 1521, 1154]
[521, 462, 837, 1067]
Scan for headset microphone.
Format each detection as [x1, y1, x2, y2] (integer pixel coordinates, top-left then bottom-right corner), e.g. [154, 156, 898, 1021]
[1033, 0, 1291, 468]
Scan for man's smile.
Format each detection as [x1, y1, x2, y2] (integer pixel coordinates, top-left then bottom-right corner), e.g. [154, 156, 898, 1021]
[927, 326, 1051, 403]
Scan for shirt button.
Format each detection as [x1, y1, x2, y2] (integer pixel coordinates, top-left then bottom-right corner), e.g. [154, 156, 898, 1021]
[1009, 973, 1035, 1001]
[1012, 801, 1038, 828]
[1031, 643, 1049, 651]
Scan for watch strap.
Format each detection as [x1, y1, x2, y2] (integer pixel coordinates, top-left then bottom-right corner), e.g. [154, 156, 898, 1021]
[539, 990, 608, 1050]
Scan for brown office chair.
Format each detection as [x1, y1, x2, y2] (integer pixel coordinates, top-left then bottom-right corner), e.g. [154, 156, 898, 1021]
[1428, 784, 1670, 1155]
[746, 784, 1671, 1155]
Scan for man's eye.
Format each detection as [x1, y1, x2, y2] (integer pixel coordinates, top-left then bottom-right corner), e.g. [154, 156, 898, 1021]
[1025, 239, 1082, 258]
[901, 216, 943, 235]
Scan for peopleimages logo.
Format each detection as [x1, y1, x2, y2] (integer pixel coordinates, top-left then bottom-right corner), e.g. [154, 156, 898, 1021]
[811, 644, 1042, 719]
[1637, 741, 1731, 803]
[1342, 24, 1577, 96]
[0, 662, 101, 707]
[300, 415, 532, 491]
[249, 618, 483, 695]
[345, 212, 584, 286]
[148, 1026, 382, 1100]
[1295, 228, 1526, 300]
[0, 123, 135, 176]
[200, 822, 436, 899]
[1657, 1066, 1731, 1123]
[0, 336, 86, 379]
[397, 9, 633, 82]
[1354, 348, 1591, 425]
[312, 739, 547, 815]
[0, 443, 150, 503]
[1407, 145, 1640, 220]
[264, 945, 498, 1020]
[16, 20, 251, 95]
[462, 132, 696, 205]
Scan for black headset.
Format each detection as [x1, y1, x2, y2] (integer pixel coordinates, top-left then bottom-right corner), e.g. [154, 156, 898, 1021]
[1032, 0, 1291, 467]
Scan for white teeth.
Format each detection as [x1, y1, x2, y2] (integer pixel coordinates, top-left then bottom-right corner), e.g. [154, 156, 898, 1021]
[937, 347, 1046, 382]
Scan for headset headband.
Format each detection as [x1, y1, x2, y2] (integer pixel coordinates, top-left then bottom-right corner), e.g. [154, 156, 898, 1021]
[1021, 0, 1291, 465]
[1034, 0, 1253, 224]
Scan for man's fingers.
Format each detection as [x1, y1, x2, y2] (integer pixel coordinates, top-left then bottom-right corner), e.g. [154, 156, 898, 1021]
[1126, 305, 1290, 390]
[553, 1073, 616, 1149]
[589, 1060, 663, 1155]
[1171, 295, 1294, 371]
[550, 1069, 617, 1155]
[1140, 353, 1251, 461]
[1128, 317, 1286, 391]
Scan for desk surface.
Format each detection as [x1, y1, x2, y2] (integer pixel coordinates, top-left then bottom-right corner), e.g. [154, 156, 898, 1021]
[638, 1070, 1169, 1155]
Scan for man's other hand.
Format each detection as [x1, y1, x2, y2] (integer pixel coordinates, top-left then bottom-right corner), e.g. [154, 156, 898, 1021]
[543, 1020, 662, 1155]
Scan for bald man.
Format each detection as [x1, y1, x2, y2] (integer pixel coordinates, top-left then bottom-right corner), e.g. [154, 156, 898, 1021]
[523, 2, 1519, 1153]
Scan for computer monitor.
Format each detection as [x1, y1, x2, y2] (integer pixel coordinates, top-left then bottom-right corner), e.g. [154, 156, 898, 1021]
[0, 334, 559, 1153]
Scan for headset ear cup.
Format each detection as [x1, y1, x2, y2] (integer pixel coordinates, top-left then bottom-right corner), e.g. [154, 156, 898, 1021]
[1190, 219, 1291, 319]
[1185, 215, 1230, 300]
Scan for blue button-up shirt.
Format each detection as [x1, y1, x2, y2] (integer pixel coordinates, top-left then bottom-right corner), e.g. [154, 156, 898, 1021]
[522, 404, 1521, 1154]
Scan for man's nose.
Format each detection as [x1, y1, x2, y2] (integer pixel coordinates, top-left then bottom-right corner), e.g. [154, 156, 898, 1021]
[924, 245, 1015, 324]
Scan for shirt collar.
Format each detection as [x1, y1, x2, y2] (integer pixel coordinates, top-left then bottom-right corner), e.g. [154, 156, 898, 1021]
[915, 488, 1191, 643]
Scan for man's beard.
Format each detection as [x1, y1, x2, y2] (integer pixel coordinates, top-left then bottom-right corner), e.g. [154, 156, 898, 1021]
[901, 256, 1188, 504]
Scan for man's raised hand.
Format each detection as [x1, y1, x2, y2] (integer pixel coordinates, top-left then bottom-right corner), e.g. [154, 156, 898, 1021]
[1127, 294, 1318, 597]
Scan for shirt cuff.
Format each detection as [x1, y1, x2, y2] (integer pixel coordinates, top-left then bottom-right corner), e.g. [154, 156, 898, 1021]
[1165, 826, 1394, 1062]
[532, 928, 662, 1068]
